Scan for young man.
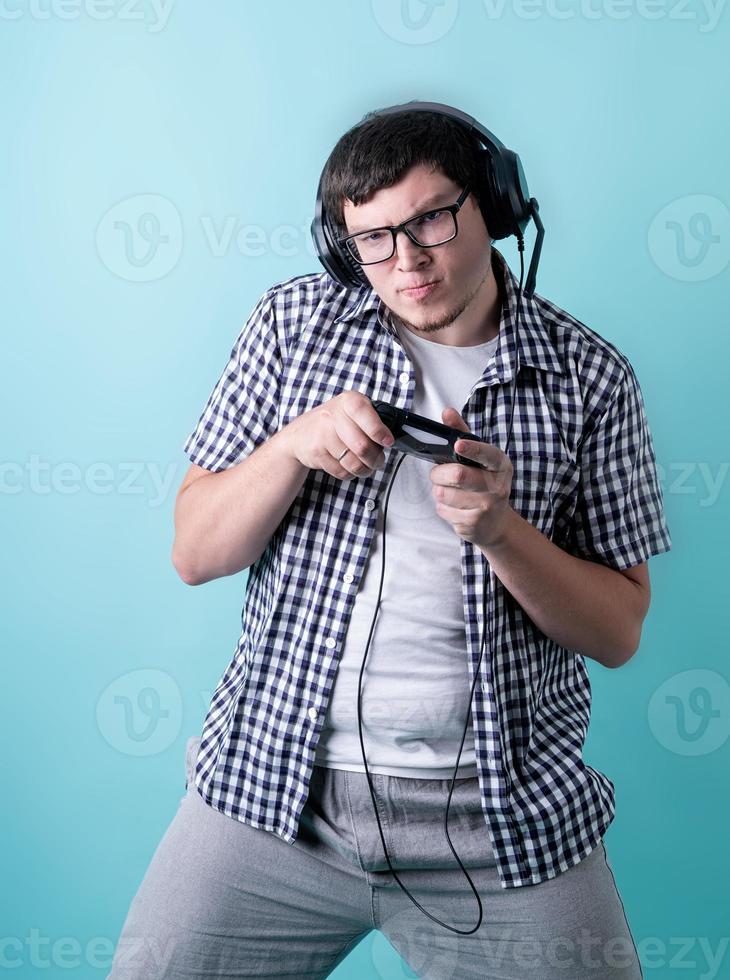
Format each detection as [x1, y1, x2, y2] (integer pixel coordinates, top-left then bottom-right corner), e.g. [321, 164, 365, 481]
[108, 108, 670, 978]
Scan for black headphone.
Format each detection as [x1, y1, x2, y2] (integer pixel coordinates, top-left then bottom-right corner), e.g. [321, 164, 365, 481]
[308, 101, 544, 938]
[310, 99, 544, 297]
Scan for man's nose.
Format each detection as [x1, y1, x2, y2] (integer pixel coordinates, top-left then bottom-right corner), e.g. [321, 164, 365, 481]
[394, 229, 429, 265]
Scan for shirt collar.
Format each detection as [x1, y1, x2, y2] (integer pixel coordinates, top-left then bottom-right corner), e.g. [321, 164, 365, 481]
[332, 247, 564, 382]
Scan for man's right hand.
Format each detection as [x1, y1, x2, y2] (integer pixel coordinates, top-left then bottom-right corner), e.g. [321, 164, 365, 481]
[283, 391, 395, 481]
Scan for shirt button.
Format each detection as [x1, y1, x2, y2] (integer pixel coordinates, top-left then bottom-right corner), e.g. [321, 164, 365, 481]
[343, 573, 354, 584]
[308, 707, 318, 722]
[399, 371, 410, 385]
[325, 638, 336, 649]
[364, 499, 376, 512]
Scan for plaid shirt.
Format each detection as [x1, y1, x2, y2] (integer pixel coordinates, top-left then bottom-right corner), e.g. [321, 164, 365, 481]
[182, 248, 672, 888]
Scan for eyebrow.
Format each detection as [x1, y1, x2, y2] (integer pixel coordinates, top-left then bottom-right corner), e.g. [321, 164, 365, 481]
[346, 191, 454, 235]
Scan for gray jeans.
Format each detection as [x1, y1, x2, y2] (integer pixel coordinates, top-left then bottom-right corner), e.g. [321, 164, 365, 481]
[107, 735, 643, 979]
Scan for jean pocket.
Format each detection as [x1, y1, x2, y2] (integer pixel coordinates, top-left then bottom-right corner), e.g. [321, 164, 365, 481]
[184, 735, 202, 791]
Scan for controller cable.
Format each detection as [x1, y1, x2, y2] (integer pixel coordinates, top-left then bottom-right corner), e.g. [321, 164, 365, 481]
[353, 239, 526, 934]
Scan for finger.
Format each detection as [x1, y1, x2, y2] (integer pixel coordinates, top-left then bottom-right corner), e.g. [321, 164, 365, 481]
[344, 397, 395, 449]
[332, 413, 386, 474]
[435, 499, 483, 524]
[442, 406, 470, 431]
[435, 484, 495, 508]
[454, 438, 506, 473]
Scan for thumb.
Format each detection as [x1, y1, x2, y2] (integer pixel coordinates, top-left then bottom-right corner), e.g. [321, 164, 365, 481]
[442, 407, 470, 432]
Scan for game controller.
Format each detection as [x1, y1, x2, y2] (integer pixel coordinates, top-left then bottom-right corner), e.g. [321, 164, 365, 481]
[371, 400, 488, 469]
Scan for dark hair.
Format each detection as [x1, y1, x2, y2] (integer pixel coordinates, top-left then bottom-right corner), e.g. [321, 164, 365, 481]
[320, 103, 489, 237]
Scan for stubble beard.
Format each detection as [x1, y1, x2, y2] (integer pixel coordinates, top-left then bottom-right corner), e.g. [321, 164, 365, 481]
[388, 256, 492, 338]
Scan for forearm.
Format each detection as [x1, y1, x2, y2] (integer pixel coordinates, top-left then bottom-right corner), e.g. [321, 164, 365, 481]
[479, 506, 644, 668]
[172, 425, 309, 585]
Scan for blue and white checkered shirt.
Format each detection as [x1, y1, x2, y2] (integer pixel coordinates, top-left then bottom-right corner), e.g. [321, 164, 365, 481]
[182, 248, 672, 888]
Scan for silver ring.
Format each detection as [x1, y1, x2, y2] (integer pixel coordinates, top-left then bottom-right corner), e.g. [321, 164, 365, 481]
[337, 448, 349, 462]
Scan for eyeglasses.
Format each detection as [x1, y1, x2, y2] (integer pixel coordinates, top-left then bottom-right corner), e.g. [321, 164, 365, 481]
[338, 185, 471, 266]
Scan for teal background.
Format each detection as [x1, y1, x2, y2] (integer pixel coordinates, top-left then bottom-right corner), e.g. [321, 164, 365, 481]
[2, 1, 728, 977]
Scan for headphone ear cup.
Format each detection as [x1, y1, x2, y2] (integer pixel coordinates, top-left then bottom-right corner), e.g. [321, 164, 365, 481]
[311, 181, 366, 289]
[473, 144, 533, 242]
[325, 207, 368, 288]
[474, 145, 511, 241]
[500, 149, 533, 238]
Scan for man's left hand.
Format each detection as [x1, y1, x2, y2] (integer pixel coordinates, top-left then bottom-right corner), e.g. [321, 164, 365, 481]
[430, 407, 514, 549]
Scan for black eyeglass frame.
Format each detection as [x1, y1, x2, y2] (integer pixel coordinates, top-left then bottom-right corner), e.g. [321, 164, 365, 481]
[337, 185, 471, 266]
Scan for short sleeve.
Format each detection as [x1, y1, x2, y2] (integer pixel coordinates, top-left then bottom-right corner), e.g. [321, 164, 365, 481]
[569, 362, 672, 570]
[182, 290, 282, 471]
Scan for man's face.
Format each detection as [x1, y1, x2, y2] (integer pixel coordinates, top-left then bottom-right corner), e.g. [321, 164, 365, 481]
[342, 162, 496, 342]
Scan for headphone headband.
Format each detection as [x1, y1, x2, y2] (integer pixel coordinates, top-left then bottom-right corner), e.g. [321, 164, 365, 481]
[310, 100, 543, 294]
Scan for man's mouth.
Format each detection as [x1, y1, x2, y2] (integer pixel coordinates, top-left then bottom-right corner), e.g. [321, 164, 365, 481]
[400, 280, 441, 300]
